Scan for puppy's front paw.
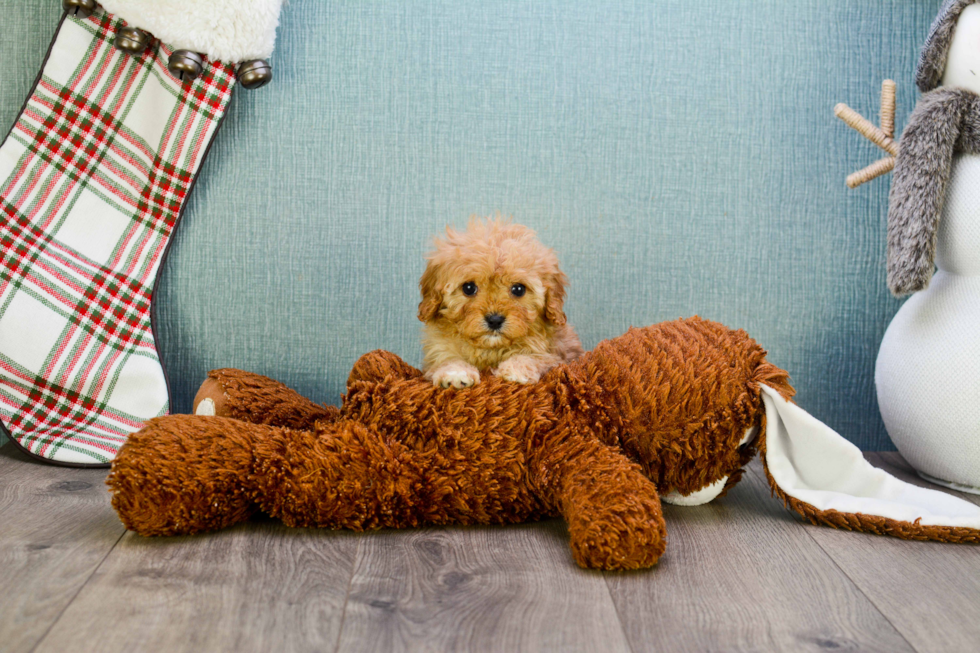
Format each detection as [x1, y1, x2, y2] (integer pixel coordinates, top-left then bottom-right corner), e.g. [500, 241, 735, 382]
[430, 361, 481, 389]
[493, 355, 543, 385]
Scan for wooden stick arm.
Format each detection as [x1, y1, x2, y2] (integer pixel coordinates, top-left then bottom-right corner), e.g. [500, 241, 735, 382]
[881, 79, 896, 138]
[835, 79, 900, 188]
[834, 103, 899, 156]
[846, 157, 895, 189]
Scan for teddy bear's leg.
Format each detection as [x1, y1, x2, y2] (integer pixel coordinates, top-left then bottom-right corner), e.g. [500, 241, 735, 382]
[253, 418, 457, 530]
[534, 435, 668, 570]
[108, 415, 274, 536]
[192, 368, 339, 429]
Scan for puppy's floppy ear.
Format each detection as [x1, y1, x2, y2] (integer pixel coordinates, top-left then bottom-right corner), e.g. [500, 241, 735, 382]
[543, 270, 568, 326]
[418, 262, 443, 322]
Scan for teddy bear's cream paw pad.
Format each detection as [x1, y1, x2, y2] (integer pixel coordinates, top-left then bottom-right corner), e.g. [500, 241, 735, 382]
[431, 362, 480, 389]
[195, 398, 216, 416]
[493, 356, 541, 385]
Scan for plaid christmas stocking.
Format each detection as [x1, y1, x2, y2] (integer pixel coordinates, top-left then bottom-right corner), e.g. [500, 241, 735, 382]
[0, 2, 281, 466]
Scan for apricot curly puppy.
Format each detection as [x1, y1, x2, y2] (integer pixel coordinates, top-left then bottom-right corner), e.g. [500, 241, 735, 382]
[418, 217, 584, 388]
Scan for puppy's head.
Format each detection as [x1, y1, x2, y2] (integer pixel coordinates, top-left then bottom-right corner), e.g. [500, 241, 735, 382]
[419, 217, 568, 349]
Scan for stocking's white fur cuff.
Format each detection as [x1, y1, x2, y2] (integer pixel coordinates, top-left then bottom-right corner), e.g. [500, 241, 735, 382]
[98, 0, 285, 63]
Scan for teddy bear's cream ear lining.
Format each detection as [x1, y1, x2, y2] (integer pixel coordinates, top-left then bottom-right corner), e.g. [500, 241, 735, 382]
[759, 385, 980, 538]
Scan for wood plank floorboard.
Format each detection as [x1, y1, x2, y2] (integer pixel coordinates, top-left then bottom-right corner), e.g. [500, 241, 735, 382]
[605, 459, 915, 653]
[33, 523, 361, 653]
[4, 442, 980, 653]
[334, 522, 632, 653]
[0, 445, 123, 653]
[791, 452, 980, 653]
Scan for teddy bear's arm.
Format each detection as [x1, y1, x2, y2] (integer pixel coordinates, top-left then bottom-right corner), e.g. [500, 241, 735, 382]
[347, 350, 424, 386]
[193, 368, 340, 429]
[532, 430, 667, 570]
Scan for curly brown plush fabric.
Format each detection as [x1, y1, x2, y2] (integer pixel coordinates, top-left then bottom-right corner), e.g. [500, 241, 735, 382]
[192, 369, 340, 428]
[108, 318, 791, 570]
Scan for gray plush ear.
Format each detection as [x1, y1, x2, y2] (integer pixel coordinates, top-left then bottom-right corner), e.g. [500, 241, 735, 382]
[916, 0, 978, 92]
[887, 88, 972, 295]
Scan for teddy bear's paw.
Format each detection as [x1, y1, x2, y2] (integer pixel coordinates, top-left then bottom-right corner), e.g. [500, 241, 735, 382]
[430, 361, 481, 389]
[195, 398, 216, 416]
[492, 355, 542, 385]
[569, 512, 667, 571]
[192, 377, 228, 417]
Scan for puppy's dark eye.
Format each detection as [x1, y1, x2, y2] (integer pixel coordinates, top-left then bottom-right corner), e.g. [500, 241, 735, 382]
[510, 283, 526, 297]
[462, 282, 478, 296]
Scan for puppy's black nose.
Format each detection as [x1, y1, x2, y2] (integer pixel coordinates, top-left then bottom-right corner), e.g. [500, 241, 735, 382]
[485, 313, 506, 331]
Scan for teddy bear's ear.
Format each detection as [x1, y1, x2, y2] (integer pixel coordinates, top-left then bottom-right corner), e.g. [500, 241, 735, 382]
[417, 262, 443, 322]
[758, 385, 980, 541]
[544, 271, 568, 326]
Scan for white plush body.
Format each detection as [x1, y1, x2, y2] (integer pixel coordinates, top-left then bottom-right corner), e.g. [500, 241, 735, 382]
[875, 7, 980, 494]
[876, 155, 980, 493]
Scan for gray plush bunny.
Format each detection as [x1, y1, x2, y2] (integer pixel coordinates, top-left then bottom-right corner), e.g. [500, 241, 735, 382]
[888, 0, 980, 295]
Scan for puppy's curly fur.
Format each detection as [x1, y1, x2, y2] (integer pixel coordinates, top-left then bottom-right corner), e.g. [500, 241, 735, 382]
[419, 218, 584, 388]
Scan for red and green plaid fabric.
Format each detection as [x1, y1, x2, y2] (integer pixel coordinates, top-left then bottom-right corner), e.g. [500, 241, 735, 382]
[0, 9, 235, 465]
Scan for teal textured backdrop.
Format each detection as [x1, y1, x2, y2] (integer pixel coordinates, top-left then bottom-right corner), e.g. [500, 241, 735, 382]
[0, 1, 941, 451]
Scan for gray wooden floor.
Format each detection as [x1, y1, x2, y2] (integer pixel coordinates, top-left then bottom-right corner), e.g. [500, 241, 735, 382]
[1, 444, 978, 653]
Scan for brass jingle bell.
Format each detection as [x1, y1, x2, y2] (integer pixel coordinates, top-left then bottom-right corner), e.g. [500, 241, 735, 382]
[237, 60, 273, 90]
[168, 50, 204, 83]
[62, 0, 97, 19]
[115, 27, 150, 55]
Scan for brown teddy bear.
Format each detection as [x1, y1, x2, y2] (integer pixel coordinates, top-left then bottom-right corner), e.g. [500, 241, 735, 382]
[107, 318, 980, 570]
